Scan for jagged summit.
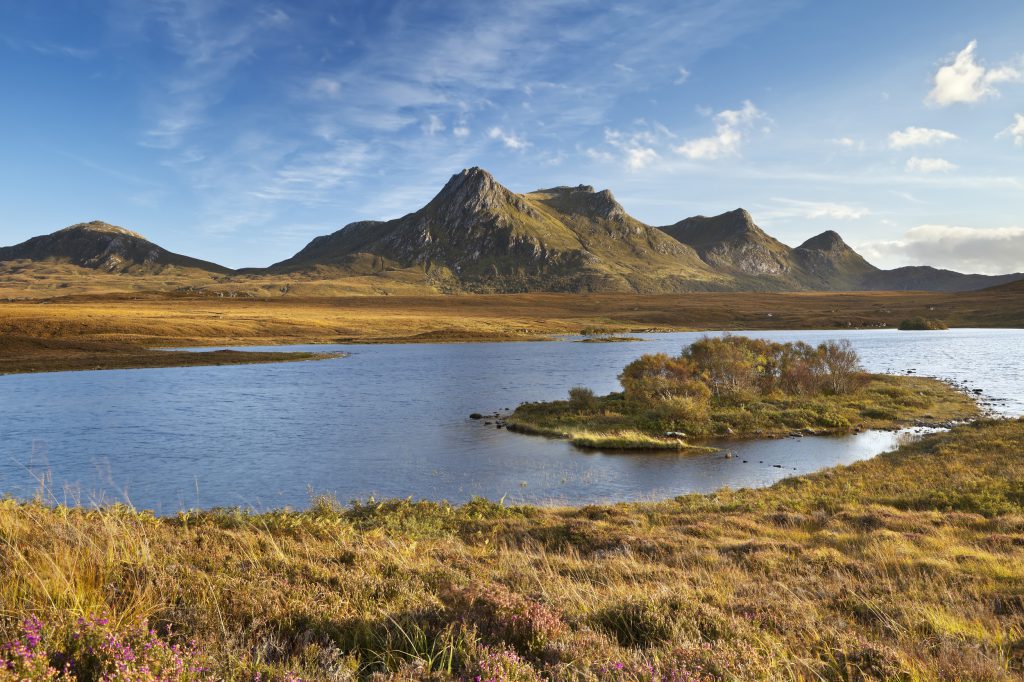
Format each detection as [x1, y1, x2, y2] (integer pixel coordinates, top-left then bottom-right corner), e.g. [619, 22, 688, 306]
[0, 220, 229, 274]
[426, 167, 536, 224]
[529, 184, 626, 220]
[799, 230, 847, 251]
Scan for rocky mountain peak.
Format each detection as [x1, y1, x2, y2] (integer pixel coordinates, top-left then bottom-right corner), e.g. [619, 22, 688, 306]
[427, 167, 532, 224]
[798, 230, 848, 251]
[60, 220, 145, 240]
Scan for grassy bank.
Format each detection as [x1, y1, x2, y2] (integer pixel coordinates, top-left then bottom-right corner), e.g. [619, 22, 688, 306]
[0, 335, 344, 375]
[2, 419, 1023, 679]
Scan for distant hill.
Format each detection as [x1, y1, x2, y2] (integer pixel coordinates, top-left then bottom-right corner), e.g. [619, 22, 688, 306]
[860, 266, 1024, 292]
[0, 221, 230, 274]
[269, 168, 731, 293]
[655, 209, 1021, 293]
[3, 173, 1021, 294]
[655, 210, 878, 290]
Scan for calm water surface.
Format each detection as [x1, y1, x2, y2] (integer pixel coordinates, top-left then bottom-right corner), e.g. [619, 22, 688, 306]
[0, 328, 1020, 512]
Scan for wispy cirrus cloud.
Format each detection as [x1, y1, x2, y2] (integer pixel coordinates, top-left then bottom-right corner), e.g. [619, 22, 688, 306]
[764, 198, 870, 220]
[2, 36, 95, 59]
[119, 1, 291, 149]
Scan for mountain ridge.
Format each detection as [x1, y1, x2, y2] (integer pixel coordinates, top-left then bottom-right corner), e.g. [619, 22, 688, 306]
[2, 170, 1020, 293]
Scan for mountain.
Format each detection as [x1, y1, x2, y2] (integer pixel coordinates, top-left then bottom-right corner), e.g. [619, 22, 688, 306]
[656, 210, 1021, 292]
[861, 266, 1024, 292]
[3, 173, 1020, 294]
[0, 221, 230, 274]
[269, 168, 731, 293]
[655, 210, 878, 290]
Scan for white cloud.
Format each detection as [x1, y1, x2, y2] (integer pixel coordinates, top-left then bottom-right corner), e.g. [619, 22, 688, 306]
[926, 40, 1022, 106]
[858, 224, 1024, 274]
[310, 77, 341, 98]
[452, 125, 470, 138]
[602, 127, 662, 170]
[831, 137, 865, 151]
[766, 198, 870, 220]
[624, 147, 659, 170]
[487, 126, 528, 150]
[905, 156, 957, 173]
[888, 126, 958, 149]
[584, 147, 613, 162]
[674, 67, 690, 85]
[422, 114, 445, 136]
[674, 100, 766, 160]
[1000, 113, 1024, 145]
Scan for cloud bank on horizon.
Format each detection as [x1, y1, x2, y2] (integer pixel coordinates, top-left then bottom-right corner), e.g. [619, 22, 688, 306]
[0, 0, 1022, 273]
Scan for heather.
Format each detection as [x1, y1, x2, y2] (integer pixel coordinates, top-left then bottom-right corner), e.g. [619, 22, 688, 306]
[2, 419, 1023, 679]
[508, 335, 978, 449]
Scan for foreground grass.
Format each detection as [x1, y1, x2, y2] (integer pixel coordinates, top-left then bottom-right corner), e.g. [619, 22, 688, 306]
[509, 374, 979, 450]
[2, 419, 1024, 679]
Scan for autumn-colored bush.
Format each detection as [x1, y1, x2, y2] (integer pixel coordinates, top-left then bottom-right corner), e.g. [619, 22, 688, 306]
[622, 335, 863, 405]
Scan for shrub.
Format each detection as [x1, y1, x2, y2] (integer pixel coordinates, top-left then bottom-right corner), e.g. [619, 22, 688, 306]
[567, 386, 597, 411]
[898, 317, 948, 330]
[619, 354, 703, 404]
[818, 340, 861, 394]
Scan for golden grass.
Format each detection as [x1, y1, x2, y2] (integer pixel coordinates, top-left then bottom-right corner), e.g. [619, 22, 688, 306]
[0, 286, 1021, 351]
[2, 419, 1023, 679]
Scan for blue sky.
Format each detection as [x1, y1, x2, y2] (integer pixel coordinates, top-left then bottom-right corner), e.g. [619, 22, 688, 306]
[1, 1, 1022, 272]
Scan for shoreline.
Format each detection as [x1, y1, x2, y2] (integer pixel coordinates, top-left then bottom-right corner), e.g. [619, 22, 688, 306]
[1, 327, 1021, 376]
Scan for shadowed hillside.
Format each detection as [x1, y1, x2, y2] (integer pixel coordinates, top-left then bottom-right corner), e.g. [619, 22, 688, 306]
[0, 221, 230, 274]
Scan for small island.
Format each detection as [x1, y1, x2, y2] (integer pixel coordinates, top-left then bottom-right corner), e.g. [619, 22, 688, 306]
[508, 335, 979, 450]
